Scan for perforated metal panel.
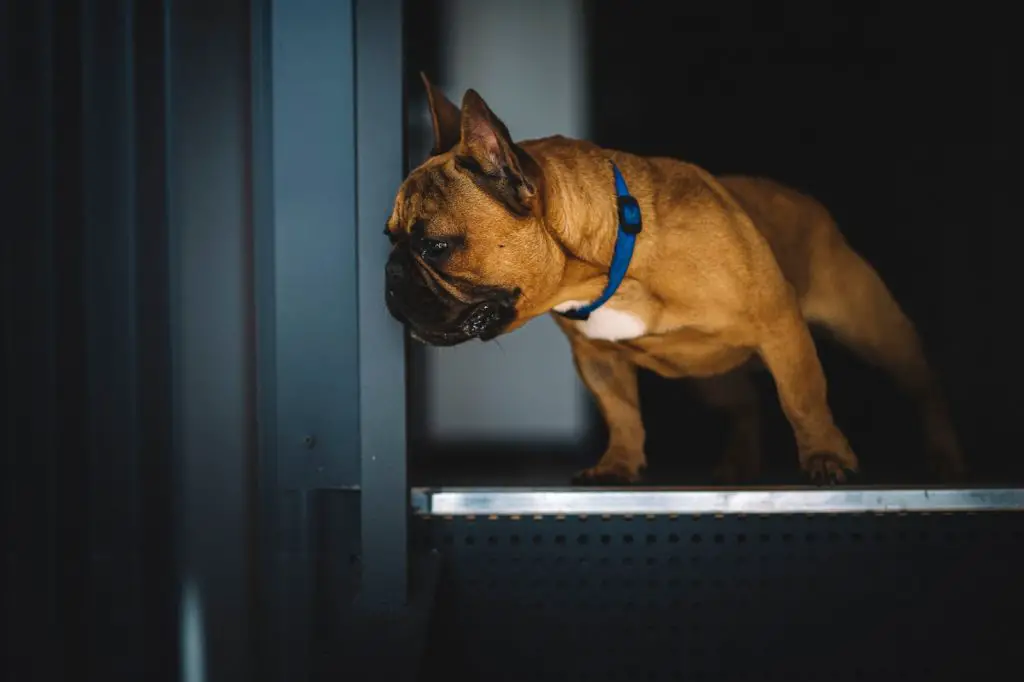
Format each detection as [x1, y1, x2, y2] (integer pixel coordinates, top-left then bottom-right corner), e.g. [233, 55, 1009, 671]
[414, 511, 1023, 681]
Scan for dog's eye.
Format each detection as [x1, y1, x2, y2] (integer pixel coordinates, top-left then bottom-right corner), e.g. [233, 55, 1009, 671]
[420, 238, 450, 259]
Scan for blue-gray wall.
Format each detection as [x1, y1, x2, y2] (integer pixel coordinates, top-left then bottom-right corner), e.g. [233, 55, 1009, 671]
[410, 0, 593, 452]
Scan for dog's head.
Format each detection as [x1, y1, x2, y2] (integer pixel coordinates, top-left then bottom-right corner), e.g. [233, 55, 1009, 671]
[384, 74, 566, 346]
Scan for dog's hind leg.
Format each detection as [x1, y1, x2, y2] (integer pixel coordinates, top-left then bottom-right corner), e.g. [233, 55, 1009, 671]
[694, 370, 763, 484]
[802, 243, 966, 480]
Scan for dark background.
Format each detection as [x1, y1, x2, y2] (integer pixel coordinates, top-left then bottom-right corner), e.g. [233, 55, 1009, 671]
[406, 2, 1020, 486]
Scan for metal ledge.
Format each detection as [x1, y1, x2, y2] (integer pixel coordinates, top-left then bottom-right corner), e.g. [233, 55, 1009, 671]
[411, 486, 1024, 516]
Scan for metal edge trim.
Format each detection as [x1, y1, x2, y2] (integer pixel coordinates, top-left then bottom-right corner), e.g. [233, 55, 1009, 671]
[410, 487, 1024, 516]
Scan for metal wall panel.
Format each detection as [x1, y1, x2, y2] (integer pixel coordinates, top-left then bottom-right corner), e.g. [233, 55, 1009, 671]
[415, 510, 1024, 681]
[251, 0, 415, 677]
[165, 2, 259, 681]
[267, 0, 361, 491]
[5, 2, 179, 680]
[253, 5, 361, 677]
[355, 0, 411, 611]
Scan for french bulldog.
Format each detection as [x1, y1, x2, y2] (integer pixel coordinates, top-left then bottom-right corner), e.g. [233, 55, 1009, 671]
[384, 73, 965, 486]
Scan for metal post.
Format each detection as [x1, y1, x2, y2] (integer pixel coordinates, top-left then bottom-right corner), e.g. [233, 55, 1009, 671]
[335, 3, 444, 678]
[79, 0, 149, 678]
[266, 0, 360, 492]
[133, 3, 178, 679]
[164, 2, 259, 681]
[247, 1, 283, 680]
[355, 0, 410, 612]
[256, 1, 361, 680]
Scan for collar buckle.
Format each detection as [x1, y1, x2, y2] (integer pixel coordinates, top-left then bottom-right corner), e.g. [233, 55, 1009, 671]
[617, 195, 642, 236]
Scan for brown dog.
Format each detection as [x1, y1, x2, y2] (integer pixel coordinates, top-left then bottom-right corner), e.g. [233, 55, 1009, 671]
[384, 73, 965, 485]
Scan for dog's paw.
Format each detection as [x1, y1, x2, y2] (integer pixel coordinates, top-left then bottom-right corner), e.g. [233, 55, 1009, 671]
[571, 462, 645, 486]
[801, 453, 859, 486]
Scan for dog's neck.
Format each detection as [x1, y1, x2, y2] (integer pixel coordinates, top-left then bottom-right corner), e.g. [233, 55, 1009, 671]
[524, 138, 632, 303]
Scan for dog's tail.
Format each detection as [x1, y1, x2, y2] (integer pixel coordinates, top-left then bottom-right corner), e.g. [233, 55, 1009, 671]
[801, 240, 966, 479]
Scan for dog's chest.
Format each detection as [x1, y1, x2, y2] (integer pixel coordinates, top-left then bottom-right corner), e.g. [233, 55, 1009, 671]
[552, 300, 648, 342]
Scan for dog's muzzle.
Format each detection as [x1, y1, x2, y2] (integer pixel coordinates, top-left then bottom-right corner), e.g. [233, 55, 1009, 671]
[384, 250, 517, 346]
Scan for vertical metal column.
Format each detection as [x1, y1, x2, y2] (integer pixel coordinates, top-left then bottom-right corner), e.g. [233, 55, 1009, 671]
[133, 3, 178, 678]
[355, 0, 410, 612]
[344, 4, 442, 678]
[79, 0, 149, 679]
[254, 1, 362, 680]
[247, 1, 281, 680]
[164, 1, 259, 681]
[266, 0, 360, 493]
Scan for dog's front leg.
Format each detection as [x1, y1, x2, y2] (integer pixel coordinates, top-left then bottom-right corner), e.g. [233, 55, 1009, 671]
[756, 305, 860, 484]
[569, 340, 646, 485]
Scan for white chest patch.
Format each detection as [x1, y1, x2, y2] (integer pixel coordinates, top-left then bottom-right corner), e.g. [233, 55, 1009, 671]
[552, 300, 648, 342]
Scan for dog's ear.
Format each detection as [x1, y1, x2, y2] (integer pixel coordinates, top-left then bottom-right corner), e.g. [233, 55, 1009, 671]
[458, 89, 518, 173]
[456, 89, 542, 217]
[420, 72, 462, 156]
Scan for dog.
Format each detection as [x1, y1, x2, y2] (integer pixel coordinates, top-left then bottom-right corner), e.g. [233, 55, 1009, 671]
[384, 73, 965, 486]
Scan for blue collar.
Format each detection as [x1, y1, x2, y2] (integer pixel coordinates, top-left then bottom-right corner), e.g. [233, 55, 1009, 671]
[556, 161, 643, 321]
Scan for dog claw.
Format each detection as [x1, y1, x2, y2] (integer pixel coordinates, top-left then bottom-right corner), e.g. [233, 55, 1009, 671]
[803, 453, 858, 486]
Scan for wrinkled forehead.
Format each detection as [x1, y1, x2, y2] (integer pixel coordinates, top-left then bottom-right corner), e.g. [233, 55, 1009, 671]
[388, 157, 464, 231]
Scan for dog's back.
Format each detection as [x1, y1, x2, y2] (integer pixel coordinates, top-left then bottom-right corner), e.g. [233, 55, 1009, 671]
[717, 175, 845, 306]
